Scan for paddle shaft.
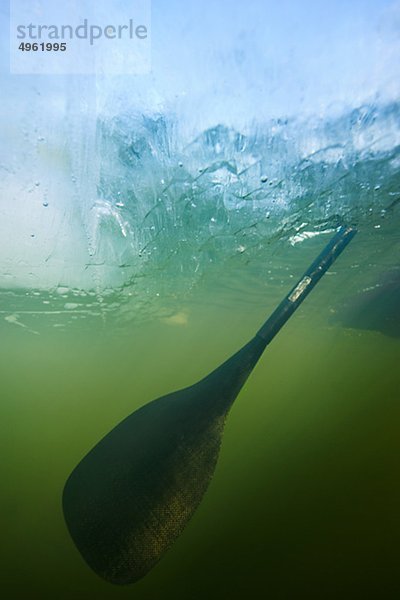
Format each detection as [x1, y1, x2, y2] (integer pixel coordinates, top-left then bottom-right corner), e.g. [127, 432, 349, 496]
[257, 226, 357, 344]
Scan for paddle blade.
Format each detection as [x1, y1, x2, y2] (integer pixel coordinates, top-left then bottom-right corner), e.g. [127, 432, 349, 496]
[63, 336, 266, 584]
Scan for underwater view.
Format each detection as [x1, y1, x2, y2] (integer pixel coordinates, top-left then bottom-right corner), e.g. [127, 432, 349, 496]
[1, 1, 400, 598]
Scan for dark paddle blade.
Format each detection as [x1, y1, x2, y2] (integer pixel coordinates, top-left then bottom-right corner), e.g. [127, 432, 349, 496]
[63, 336, 266, 585]
[63, 226, 356, 585]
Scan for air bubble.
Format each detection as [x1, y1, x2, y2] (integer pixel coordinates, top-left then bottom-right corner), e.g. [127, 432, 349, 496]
[65, 303, 79, 310]
[56, 286, 70, 295]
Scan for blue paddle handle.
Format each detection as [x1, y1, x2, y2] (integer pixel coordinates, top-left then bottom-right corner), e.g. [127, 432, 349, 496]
[256, 226, 357, 344]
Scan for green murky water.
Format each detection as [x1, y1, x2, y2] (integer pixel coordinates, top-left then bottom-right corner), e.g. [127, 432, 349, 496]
[1, 228, 399, 599]
[2, 1, 399, 595]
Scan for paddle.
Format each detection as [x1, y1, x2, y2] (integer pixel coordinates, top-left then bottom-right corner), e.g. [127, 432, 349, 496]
[63, 226, 357, 585]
